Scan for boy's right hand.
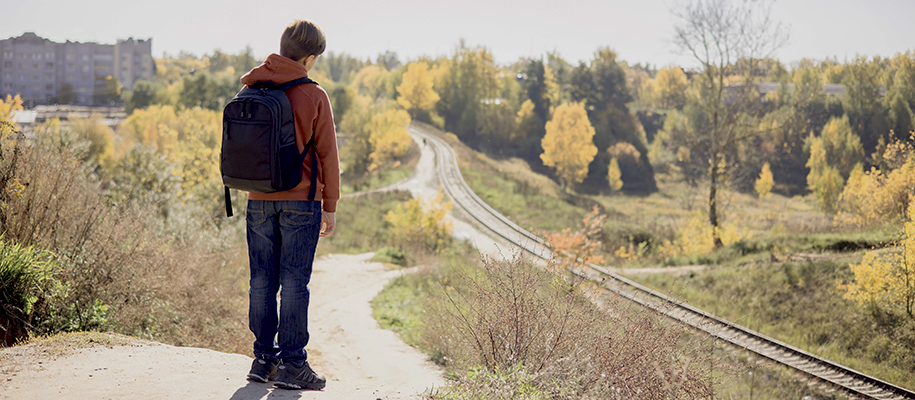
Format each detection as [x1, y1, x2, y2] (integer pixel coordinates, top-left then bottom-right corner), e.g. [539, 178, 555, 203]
[320, 211, 335, 237]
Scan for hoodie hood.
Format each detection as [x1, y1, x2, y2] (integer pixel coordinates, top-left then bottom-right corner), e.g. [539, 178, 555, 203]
[240, 53, 308, 87]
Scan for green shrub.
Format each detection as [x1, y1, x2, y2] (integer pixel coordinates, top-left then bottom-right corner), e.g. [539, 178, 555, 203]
[372, 246, 408, 266]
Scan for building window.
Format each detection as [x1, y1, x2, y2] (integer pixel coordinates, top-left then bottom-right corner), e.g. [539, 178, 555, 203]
[66, 73, 74, 80]
[82, 75, 89, 81]
[2, 51, 12, 58]
[45, 53, 54, 60]
[81, 54, 89, 61]
[46, 84, 54, 91]
[31, 74, 39, 80]
[32, 85, 40, 91]
[46, 62, 54, 69]
[45, 73, 53, 79]
[32, 53, 41, 60]
[2, 61, 10, 68]
[32, 63, 39, 69]
[2, 83, 10, 89]
[67, 63, 74, 70]
[19, 63, 25, 69]
[2, 72, 10, 79]
[17, 85, 25, 91]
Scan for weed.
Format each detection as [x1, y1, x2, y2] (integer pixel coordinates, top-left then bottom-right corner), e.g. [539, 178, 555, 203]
[423, 252, 719, 399]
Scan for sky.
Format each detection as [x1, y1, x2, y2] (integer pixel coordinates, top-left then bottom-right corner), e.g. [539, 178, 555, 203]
[2, 0, 914, 69]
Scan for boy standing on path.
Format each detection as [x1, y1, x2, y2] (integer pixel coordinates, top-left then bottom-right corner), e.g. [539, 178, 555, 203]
[240, 19, 340, 391]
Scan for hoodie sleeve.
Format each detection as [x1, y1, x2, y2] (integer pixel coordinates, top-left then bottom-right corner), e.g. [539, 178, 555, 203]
[312, 87, 340, 213]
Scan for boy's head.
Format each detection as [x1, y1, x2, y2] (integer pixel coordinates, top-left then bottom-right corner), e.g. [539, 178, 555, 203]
[280, 20, 326, 63]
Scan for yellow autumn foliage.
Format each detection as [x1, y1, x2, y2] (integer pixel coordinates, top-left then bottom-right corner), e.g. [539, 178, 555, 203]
[540, 102, 597, 187]
[607, 157, 623, 191]
[68, 115, 116, 168]
[396, 62, 440, 116]
[839, 197, 915, 319]
[838, 159, 915, 227]
[368, 109, 412, 172]
[657, 211, 753, 258]
[384, 189, 453, 252]
[1, 94, 23, 140]
[118, 105, 222, 202]
[755, 162, 774, 198]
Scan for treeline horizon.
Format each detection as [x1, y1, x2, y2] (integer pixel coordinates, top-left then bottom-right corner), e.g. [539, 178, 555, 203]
[113, 38, 915, 206]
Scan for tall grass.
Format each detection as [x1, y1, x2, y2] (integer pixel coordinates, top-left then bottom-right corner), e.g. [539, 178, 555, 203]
[409, 252, 720, 399]
[0, 129, 250, 353]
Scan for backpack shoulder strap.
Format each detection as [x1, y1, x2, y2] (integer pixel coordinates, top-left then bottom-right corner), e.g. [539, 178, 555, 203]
[277, 77, 317, 91]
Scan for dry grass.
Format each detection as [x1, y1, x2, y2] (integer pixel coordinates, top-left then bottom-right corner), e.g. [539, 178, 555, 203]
[423, 252, 721, 399]
[0, 133, 250, 355]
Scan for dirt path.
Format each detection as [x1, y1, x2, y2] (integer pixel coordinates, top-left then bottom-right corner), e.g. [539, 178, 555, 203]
[0, 253, 443, 400]
[0, 128, 513, 400]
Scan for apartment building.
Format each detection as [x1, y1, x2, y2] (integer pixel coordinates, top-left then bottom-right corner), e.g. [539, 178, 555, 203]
[0, 32, 154, 107]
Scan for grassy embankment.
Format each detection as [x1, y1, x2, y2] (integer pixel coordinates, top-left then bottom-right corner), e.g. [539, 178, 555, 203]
[0, 125, 419, 355]
[371, 123, 912, 398]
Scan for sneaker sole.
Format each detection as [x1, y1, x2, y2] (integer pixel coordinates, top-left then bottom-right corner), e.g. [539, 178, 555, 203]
[246, 373, 271, 383]
[274, 381, 325, 390]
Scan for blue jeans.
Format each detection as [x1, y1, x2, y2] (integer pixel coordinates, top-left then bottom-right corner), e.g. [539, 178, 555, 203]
[246, 200, 322, 364]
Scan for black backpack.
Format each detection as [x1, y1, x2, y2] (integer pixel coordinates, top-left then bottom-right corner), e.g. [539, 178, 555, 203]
[221, 78, 318, 217]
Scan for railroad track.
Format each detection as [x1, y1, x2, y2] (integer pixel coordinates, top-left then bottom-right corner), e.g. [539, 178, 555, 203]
[410, 125, 915, 400]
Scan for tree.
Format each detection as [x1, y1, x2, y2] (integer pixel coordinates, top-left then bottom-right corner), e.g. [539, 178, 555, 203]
[841, 56, 887, 155]
[805, 135, 845, 213]
[755, 162, 774, 198]
[376, 51, 401, 71]
[396, 62, 440, 118]
[368, 109, 412, 172]
[434, 41, 500, 142]
[56, 83, 77, 105]
[522, 59, 552, 123]
[650, 67, 688, 109]
[339, 95, 374, 180]
[607, 157, 623, 191]
[92, 75, 121, 106]
[69, 116, 115, 168]
[233, 46, 257, 75]
[313, 52, 367, 84]
[329, 85, 355, 126]
[840, 197, 915, 320]
[385, 190, 453, 252]
[541, 103, 598, 188]
[179, 72, 239, 110]
[124, 80, 158, 114]
[570, 48, 656, 192]
[672, 0, 789, 247]
[884, 53, 915, 144]
[0, 94, 23, 139]
[817, 115, 864, 178]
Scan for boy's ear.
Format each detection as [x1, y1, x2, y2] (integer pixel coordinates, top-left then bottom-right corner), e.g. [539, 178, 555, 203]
[296, 55, 314, 66]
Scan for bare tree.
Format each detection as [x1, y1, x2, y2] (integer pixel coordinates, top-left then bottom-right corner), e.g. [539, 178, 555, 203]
[672, 0, 789, 247]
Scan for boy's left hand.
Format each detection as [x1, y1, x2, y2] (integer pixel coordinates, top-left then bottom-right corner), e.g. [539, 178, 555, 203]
[320, 211, 335, 237]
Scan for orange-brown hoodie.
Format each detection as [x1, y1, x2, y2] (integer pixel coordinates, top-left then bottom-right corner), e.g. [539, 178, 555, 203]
[240, 54, 340, 213]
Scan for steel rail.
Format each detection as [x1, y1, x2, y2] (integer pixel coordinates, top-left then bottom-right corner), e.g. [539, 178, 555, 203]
[410, 125, 915, 400]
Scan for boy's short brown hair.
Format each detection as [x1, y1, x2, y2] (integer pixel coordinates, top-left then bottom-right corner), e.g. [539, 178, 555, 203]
[280, 20, 326, 62]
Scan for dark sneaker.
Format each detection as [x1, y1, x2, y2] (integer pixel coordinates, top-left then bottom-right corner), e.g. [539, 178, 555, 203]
[273, 361, 326, 390]
[246, 356, 278, 383]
